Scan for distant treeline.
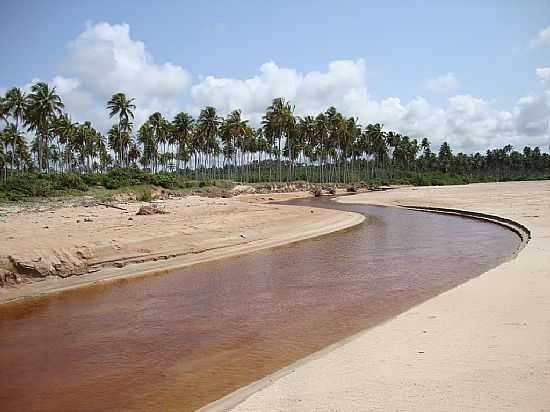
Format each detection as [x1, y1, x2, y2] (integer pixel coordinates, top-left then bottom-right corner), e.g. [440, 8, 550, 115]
[1, 82, 549, 187]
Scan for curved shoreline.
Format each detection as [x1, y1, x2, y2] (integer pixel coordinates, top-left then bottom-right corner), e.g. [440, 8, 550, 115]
[211, 181, 550, 412]
[0, 200, 365, 306]
[398, 204, 531, 244]
[199, 199, 530, 412]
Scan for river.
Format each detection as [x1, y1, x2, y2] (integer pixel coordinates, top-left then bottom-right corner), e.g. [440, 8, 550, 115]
[0, 198, 521, 411]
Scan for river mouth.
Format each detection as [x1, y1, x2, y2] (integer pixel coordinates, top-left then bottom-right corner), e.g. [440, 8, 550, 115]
[0, 198, 521, 412]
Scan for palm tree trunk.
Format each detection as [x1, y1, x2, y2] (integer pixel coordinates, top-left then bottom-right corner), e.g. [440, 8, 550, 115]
[278, 134, 282, 182]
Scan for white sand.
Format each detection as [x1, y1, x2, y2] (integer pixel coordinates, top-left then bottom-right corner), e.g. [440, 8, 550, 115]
[208, 181, 550, 412]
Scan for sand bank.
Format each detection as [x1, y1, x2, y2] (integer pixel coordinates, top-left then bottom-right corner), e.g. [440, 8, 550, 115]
[0, 192, 364, 304]
[208, 180, 550, 412]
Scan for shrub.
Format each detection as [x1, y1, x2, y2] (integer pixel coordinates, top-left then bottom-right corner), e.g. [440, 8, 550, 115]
[139, 188, 152, 202]
[81, 172, 104, 186]
[0, 172, 89, 200]
[102, 168, 149, 189]
[150, 172, 177, 189]
[53, 173, 88, 191]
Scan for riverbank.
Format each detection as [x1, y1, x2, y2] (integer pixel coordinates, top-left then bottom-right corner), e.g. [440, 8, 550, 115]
[0, 191, 364, 304]
[209, 180, 550, 412]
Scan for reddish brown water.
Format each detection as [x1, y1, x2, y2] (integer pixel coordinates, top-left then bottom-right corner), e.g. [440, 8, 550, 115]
[0, 199, 520, 412]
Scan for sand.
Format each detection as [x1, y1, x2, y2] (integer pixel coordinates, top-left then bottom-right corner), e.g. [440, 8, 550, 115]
[0, 192, 364, 304]
[206, 180, 550, 412]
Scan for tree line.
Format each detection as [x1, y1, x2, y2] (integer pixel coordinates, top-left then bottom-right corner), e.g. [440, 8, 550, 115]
[1, 82, 549, 184]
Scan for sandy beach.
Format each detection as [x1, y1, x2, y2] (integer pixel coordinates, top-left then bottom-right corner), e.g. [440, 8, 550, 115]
[205, 180, 550, 411]
[0, 192, 364, 304]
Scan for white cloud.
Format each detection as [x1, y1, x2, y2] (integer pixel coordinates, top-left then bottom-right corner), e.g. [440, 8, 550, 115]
[3, 22, 549, 154]
[536, 67, 550, 88]
[514, 93, 550, 139]
[531, 25, 550, 48]
[54, 22, 191, 129]
[192, 59, 368, 123]
[191, 61, 550, 153]
[423, 73, 459, 94]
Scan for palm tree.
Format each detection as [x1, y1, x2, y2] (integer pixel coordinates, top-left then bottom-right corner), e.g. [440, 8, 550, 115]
[298, 115, 316, 182]
[314, 113, 328, 182]
[138, 121, 155, 171]
[364, 123, 387, 177]
[26, 82, 64, 172]
[49, 144, 61, 172]
[438, 141, 453, 173]
[128, 143, 141, 166]
[241, 124, 256, 181]
[106, 93, 135, 166]
[76, 122, 92, 171]
[52, 113, 77, 172]
[2, 81, 550, 183]
[325, 106, 346, 182]
[148, 112, 169, 171]
[250, 127, 264, 182]
[86, 127, 105, 172]
[262, 97, 294, 182]
[222, 110, 248, 180]
[98, 146, 112, 171]
[107, 124, 131, 169]
[0, 128, 9, 179]
[71, 121, 103, 171]
[171, 112, 194, 173]
[4, 88, 27, 129]
[0, 99, 8, 179]
[0, 143, 4, 175]
[2, 124, 26, 172]
[196, 107, 220, 178]
[0, 98, 8, 127]
[3, 88, 28, 174]
[342, 116, 361, 182]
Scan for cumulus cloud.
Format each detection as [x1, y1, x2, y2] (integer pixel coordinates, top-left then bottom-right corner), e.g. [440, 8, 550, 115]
[423, 73, 459, 94]
[531, 25, 550, 48]
[3, 22, 549, 154]
[536, 67, 550, 88]
[191, 59, 367, 123]
[514, 94, 550, 139]
[190, 60, 550, 152]
[53, 22, 191, 129]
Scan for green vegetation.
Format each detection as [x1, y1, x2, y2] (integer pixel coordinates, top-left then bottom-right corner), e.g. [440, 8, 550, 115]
[0, 168, 228, 201]
[1, 82, 549, 202]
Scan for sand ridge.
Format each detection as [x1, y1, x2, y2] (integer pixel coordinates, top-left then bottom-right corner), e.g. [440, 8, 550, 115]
[207, 181, 550, 412]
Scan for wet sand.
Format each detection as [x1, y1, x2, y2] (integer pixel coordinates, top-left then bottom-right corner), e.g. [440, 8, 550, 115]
[213, 180, 550, 412]
[0, 192, 362, 304]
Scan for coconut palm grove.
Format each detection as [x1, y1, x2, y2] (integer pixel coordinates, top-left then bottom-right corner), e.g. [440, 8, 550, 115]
[0, 82, 549, 199]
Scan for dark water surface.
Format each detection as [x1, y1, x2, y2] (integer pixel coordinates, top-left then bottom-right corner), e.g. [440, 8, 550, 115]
[0, 198, 520, 411]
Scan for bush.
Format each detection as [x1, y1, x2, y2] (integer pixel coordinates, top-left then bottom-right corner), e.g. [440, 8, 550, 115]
[53, 173, 88, 191]
[81, 172, 104, 186]
[139, 188, 152, 202]
[150, 172, 177, 189]
[102, 168, 149, 189]
[0, 172, 89, 200]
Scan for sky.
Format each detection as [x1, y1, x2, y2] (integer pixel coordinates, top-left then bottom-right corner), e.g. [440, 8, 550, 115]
[1, 0, 549, 153]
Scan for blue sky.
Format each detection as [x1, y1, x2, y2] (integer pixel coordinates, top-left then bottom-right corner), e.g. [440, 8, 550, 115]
[1, 0, 549, 152]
